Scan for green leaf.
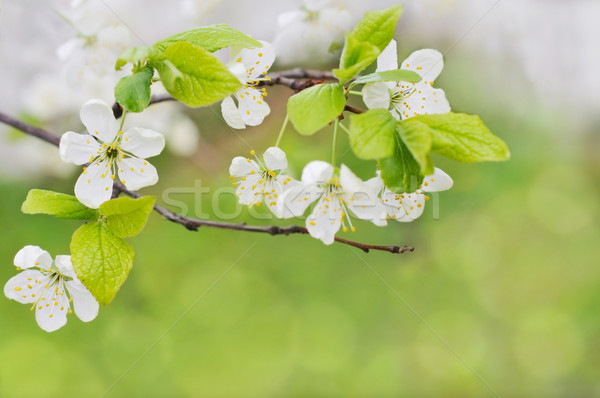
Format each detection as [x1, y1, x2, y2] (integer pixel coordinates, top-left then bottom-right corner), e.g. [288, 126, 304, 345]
[349, 4, 403, 52]
[114, 68, 154, 113]
[287, 83, 346, 135]
[397, 119, 433, 174]
[349, 69, 422, 87]
[378, 138, 423, 194]
[115, 46, 154, 70]
[153, 41, 241, 107]
[99, 196, 155, 238]
[333, 35, 379, 84]
[334, 4, 403, 83]
[153, 24, 261, 53]
[70, 221, 134, 306]
[413, 113, 511, 162]
[21, 189, 99, 220]
[348, 109, 397, 159]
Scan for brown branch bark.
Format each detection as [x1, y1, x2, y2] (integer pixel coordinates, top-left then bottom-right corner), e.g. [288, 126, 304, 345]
[0, 69, 409, 255]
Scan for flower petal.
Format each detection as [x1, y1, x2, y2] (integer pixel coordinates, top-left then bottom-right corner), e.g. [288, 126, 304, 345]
[376, 39, 398, 72]
[401, 49, 444, 84]
[120, 127, 165, 159]
[237, 87, 270, 126]
[400, 84, 450, 119]
[362, 82, 391, 110]
[35, 283, 70, 332]
[55, 255, 76, 279]
[301, 161, 334, 185]
[59, 131, 100, 165]
[229, 156, 259, 177]
[65, 280, 99, 323]
[235, 173, 262, 205]
[74, 159, 113, 209]
[263, 147, 287, 171]
[379, 190, 409, 220]
[280, 182, 319, 218]
[13, 245, 52, 270]
[420, 168, 453, 192]
[80, 99, 119, 143]
[236, 41, 276, 81]
[221, 95, 246, 129]
[4, 270, 47, 304]
[397, 192, 426, 222]
[306, 196, 342, 245]
[118, 157, 159, 191]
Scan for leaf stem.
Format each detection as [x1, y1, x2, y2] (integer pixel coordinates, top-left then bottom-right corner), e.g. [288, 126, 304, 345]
[118, 109, 128, 132]
[331, 118, 339, 165]
[347, 90, 363, 97]
[338, 122, 351, 135]
[275, 114, 289, 148]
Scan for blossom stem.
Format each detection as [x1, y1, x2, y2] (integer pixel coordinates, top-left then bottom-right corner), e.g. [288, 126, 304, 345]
[118, 110, 128, 132]
[275, 114, 289, 148]
[331, 118, 339, 165]
[338, 122, 350, 135]
[347, 91, 363, 97]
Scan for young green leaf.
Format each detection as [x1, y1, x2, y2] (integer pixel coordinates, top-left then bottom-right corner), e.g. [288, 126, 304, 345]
[115, 46, 154, 71]
[287, 83, 346, 135]
[413, 113, 511, 162]
[153, 24, 261, 53]
[379, 137, 424, 194]
[334, 4, 404, 83]
[397, 119, 433, 175]
[333, 35, 380, 84]
[349, 69, 422, 87]
[70, 221, 135, 306]
[152, 41, 241, 107]
[21, 189, 99, 220]
[114, 67, 154, 113]
[349, 109, 397, 159]
[99, 196, 155, 238]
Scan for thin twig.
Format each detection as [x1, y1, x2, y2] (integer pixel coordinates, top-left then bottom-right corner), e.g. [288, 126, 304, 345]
[0, 69, 410, 255]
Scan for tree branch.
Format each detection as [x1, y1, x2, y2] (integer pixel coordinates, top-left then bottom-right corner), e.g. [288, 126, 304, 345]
[0, 69, 410, 255]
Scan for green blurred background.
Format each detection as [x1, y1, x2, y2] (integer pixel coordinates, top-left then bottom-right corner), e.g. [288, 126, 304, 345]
[2, 2, 600, 398]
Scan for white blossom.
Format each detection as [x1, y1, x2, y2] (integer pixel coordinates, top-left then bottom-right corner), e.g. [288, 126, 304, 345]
[367, 168, 453, 222]
[282, 161, 387, 245]
[362, 39, 451, 120]
[221, 41, 275, 129]
[59, 99, 165, 208]
[4, 245, 99, 332]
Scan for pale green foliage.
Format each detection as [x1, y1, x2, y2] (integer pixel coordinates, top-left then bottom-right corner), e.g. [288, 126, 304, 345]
[348, 109, 397, 160]
[99, 196, 155, 238]
[114, 67, 154, 113]
[21, 189, 99, 220]
[349, 69, 421, 87]
[287, 83, 346, 135]
[153, 24, 261, 53]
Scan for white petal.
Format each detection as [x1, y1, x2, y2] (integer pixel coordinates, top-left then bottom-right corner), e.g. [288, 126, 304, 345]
[120, 128, 165, 159]
[236, 41, 276, 81]
[80, 99, 119, 143]
[4, 270, 47, 303]
[376, 39, 398, 72]
[362, 82, 391, 110]
[263, 147, 287, 171]
[420, 168, 453, 192]
[280, 182, 319, 218]
[65, 280, 99, 323]
[14, 245, 52, 270]
[339, 164, 366, 195]
[55, 255, 76, 279]
[271, 177, 303, 218]
[56, 38, 80, 60]
[365, 175, 384, 194]
[118, 157, 158, 191]
[74, 160, 113, 209]
[235, 173, 262, 205]
[221, 95, 246, 129]
[306, 196, 342, 245]
[397, 192, 426, 222]
[401, 49, 444, 83]
[400, 84, 450, 119]
[277, 10, 302, 27]
[35, 284, 69, 332]
[345, 193, 388, 227]
[379, 190, 409, 220]
[301, 161, 334, 185]
[237, 88, 270, 126]
[59, 131, 100, 165]
[229, 156, 259, 177]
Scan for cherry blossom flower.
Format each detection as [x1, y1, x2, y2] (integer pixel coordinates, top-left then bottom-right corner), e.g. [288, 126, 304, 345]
[282, 161, 387, 244]
[367, 168, 453, 222]
[362, 39, 451, 120]
[230, 147, 300, 218]
[4, 245, 99, 332]
[221, 41, 275, 129]
[59, 99, 165, 208]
